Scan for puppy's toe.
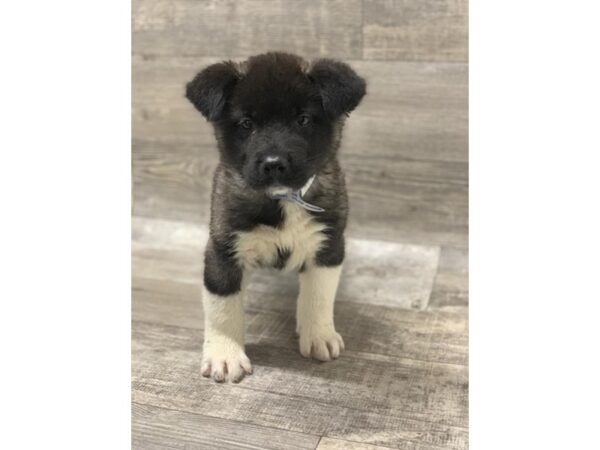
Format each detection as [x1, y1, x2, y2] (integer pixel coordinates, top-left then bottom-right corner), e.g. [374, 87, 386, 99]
[226, 358, 250, 383]
[313, 340, 332, 361]
[326, 339, 340, 359]
[299, 335, 313, 358]
[200, 360, 212, 377]
[211, 360, 227, 382]
[336, 333, 345, 351]
[239, 354, 253, 375]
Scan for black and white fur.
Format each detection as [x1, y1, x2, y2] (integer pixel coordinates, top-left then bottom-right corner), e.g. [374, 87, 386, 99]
[186, 52, 366, 382]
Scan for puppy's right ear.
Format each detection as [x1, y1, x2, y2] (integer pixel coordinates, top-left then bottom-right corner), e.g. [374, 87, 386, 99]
[185, 62, 240, 121]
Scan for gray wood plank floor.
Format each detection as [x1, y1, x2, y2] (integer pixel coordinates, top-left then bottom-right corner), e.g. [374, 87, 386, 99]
[132, 218, 468, 449]
[132, 0, 468, 448]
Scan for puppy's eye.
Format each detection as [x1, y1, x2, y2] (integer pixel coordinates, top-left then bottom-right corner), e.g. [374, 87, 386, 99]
[297, 114, 311, 127]
[238, 118, 253, 130]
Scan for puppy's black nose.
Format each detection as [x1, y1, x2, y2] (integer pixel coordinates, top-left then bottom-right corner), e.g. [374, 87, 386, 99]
[260, 156, 289, 177]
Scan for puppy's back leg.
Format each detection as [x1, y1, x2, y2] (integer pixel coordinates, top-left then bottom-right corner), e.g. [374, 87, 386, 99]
[201, 238, 252, 383]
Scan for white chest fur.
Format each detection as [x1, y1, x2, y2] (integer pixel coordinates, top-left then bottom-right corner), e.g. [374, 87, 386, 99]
[235, 202, 327, 271]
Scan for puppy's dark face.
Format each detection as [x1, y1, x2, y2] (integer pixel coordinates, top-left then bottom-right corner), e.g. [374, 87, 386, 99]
[186, 53, 366, 190]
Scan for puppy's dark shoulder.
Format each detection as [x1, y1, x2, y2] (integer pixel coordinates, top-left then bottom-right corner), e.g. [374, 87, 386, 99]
[209, 164, 284, 238]
[304, 158, 348, 267]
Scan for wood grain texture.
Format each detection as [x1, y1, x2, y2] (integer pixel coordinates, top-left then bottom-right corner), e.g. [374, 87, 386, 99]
[132, 140, 468, 247]
[363, 0, 468, 62]
[133, 217, 441, 309]
[132, 1, 468, 446]
[133, 0, 362, 59]
[132, 317, 468, 449]
[316, 437, 397, 450]
[343, 156, 468, 249]
[133, 317, 469, 421]
[132, 56, 468, 161]
[429, 247, 469, 309]
[132, 55, 468, 247]
[345, 60, 468, 162]
[133, 267, 468, 366]
[132, 219, 467, 367]
[301, 237, 440, 310]
[133, 403, 320, 449]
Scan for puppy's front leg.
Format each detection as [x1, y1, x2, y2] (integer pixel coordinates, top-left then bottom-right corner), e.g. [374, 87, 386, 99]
[296, 264, 345, 361]
[201, 239, 252, 383]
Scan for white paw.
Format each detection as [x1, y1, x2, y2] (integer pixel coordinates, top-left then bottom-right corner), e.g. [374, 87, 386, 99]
[298, 325, 345, 361]
[201, 337, 252, 383]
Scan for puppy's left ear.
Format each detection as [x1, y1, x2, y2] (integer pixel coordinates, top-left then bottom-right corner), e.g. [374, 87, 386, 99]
[309, 59, 366, 118]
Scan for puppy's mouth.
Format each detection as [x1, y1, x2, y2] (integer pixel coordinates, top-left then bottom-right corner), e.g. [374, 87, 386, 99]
[265, 175, 315, 197]
[265, 184, 293, 197]
[260, 173, 310, 194]
[246, 170, 310, 192]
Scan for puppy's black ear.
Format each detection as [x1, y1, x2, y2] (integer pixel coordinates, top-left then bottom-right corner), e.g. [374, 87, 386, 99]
[309, 59, 366, 118]
[186, 61, 241, 121]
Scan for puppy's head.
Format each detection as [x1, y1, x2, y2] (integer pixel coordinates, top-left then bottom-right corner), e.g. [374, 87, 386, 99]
[186, 52, 366, 190]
